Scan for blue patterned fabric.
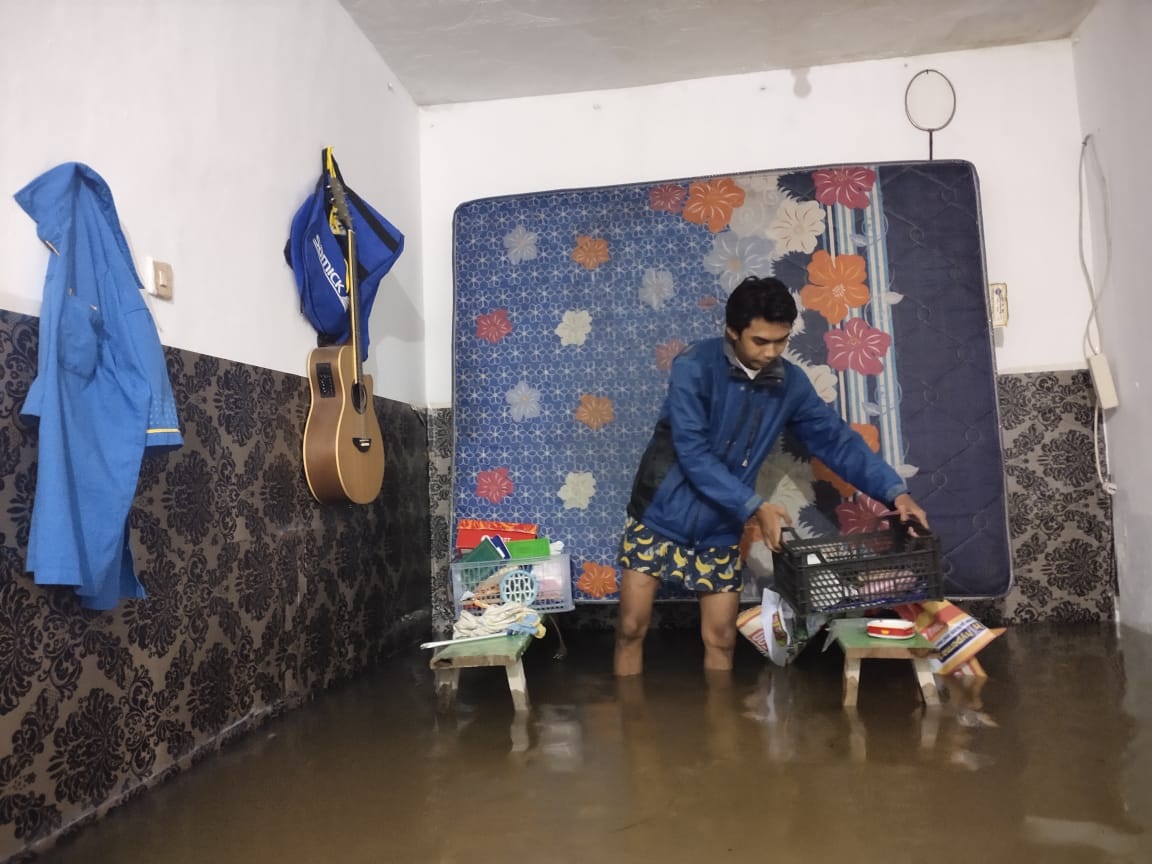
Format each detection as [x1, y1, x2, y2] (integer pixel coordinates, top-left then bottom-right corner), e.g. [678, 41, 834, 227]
[452, 160, 1010, 602]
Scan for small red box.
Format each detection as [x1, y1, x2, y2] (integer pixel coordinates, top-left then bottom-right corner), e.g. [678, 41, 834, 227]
[455, 518, 538, 552]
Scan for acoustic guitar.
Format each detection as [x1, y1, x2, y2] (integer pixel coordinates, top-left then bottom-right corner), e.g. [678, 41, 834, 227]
[302, 151, 386, 504]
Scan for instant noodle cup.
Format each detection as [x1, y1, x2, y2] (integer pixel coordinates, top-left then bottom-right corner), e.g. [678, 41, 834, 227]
[737, 605, 770, 657]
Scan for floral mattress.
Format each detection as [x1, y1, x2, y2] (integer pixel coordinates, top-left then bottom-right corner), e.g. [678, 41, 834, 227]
[451, 161, 1011, 602]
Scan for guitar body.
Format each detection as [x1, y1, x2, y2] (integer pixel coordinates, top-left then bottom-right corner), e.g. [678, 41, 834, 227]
[303, 344, 386, 504]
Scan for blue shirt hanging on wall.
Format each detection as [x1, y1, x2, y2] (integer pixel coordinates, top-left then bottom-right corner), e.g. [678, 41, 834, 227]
[15, 162, 183, 611]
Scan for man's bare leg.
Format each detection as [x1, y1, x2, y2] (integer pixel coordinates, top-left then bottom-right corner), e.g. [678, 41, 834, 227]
[614, 568, 660, 676]
[698, 590, 741, 670]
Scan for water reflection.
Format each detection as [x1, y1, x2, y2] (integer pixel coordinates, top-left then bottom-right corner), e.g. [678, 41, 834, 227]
[31, 625, 1152, 864]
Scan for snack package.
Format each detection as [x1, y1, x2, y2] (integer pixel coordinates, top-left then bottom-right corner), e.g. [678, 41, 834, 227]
[893, 600, 1003, 676]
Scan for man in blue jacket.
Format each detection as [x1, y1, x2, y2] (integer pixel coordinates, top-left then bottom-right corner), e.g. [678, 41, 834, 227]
[614, 276, 928, 676]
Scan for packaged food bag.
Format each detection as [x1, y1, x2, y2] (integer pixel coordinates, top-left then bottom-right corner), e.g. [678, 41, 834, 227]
[894, 600, 1003, 676]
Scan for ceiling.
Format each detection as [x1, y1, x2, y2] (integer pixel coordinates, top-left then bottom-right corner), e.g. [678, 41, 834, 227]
[339, 0, 1097, 106]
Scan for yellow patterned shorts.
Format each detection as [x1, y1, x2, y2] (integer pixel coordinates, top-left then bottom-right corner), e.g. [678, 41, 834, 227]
[616, 517, 742, 594]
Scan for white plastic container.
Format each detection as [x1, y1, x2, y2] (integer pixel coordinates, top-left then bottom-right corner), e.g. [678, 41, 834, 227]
[449, 553, 574, 615]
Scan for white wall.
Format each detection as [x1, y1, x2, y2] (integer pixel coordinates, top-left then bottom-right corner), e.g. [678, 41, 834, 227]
[419, 40, 1086, 406]
[0, 0, 424, 405]
[1073, 0, 1152, 633]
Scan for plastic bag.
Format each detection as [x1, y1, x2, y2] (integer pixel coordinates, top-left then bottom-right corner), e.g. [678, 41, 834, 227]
[737, 588, 827, 667]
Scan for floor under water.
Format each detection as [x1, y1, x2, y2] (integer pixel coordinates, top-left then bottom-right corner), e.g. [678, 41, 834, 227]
[31, 621, 1152, 864]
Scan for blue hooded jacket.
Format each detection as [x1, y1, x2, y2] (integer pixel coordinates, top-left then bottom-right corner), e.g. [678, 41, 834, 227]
[626, 337, 907, 548]
[15, 163, 182, 610]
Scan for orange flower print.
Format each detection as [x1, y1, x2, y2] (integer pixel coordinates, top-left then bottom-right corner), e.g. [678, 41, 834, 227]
[476, 308, 513, 344]
[851, 423, 880, 452]
[475, 467, 514, 504]
[810, 425, 879, 499]
[683, 178, 746, 233]
[574, 394, 614, 430]
[800, 250, 870, 325]
[577, 561, 618, 598]
[811, 459, 856, 499]
[698, 295, 719, 310]
[572, 235, 610, 270]
[655, 338, 688, 371]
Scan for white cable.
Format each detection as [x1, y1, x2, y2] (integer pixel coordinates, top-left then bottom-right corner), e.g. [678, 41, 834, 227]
[1078, 134, 1116, 495]
[1078, 134, 1112, 358]
[1094, 401, 1117, 496]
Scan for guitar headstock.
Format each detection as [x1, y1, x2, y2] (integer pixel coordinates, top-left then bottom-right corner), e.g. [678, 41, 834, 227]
[324, 146, 354, 236]
[327, 173, 354, 236]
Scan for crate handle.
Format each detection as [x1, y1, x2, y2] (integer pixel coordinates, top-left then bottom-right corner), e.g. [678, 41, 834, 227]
[879, 511, 933, 538]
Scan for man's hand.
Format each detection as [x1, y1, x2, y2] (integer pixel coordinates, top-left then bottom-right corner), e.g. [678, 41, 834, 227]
[755, 502, 793, 552]
[893, 493, 929, 529]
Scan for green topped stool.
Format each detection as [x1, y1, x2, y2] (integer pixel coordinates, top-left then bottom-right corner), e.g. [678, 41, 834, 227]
[428, 633, 534, 713]
[829, 619, 939, 708]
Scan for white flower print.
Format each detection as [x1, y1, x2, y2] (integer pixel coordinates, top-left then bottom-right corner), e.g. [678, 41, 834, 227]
[505, 380, 542, 422]
[736, 172, 784, 201]
[703, 231, 776, 294]
[638, 268, 676, 310]
[788, 291, 807, 338]
[503, 225, 538, 264]
[558, 472, 596, 509]
[729, 193, 782, 239]
[756, 443, 817, 521]
[555, 309, 592, 346]
[802, 361, 839, 403]
[768, 198, 826, 254]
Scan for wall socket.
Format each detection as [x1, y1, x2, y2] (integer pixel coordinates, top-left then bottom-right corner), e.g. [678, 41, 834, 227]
[988, 282, 1009, 327]
[1088, 352, 1120, 410]
[143, 257, 174, 300]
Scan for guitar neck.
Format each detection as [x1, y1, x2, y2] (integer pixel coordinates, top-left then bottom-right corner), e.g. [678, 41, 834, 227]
[345, 226, 364, 383]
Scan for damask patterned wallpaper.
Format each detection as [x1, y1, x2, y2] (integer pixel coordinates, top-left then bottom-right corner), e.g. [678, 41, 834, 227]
[429, 368, 1116, 632]
[969, 370, 1116, 626]
[0, 310, 431, 861]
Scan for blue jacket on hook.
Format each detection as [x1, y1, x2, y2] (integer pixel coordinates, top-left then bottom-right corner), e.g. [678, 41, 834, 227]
[15, 162, 183, 610]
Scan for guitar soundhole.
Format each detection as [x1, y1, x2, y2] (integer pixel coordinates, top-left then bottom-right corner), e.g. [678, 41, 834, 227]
[352, 382, 369, 414]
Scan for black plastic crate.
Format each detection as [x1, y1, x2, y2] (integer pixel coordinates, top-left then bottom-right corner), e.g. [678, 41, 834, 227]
[771, 516, 943, 615]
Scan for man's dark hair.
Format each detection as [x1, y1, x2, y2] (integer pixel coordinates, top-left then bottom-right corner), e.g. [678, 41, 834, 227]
[725, 276, 797, 333]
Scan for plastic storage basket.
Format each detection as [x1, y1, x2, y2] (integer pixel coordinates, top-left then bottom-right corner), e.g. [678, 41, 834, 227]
[449, 553, 574, 615]
[771, 517, 943, 615]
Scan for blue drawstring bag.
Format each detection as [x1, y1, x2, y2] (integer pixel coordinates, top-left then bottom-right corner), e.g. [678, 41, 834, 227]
[285, 148, 404, 359]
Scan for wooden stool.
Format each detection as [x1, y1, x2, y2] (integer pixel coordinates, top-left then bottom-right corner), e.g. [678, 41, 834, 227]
[429, 633, 533, 712]
[830, 619, 939, 708]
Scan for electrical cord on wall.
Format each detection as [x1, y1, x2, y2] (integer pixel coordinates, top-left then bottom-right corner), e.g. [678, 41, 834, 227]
[1079, 134, 1112, 358]
[1079, 133, 1117, 496]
